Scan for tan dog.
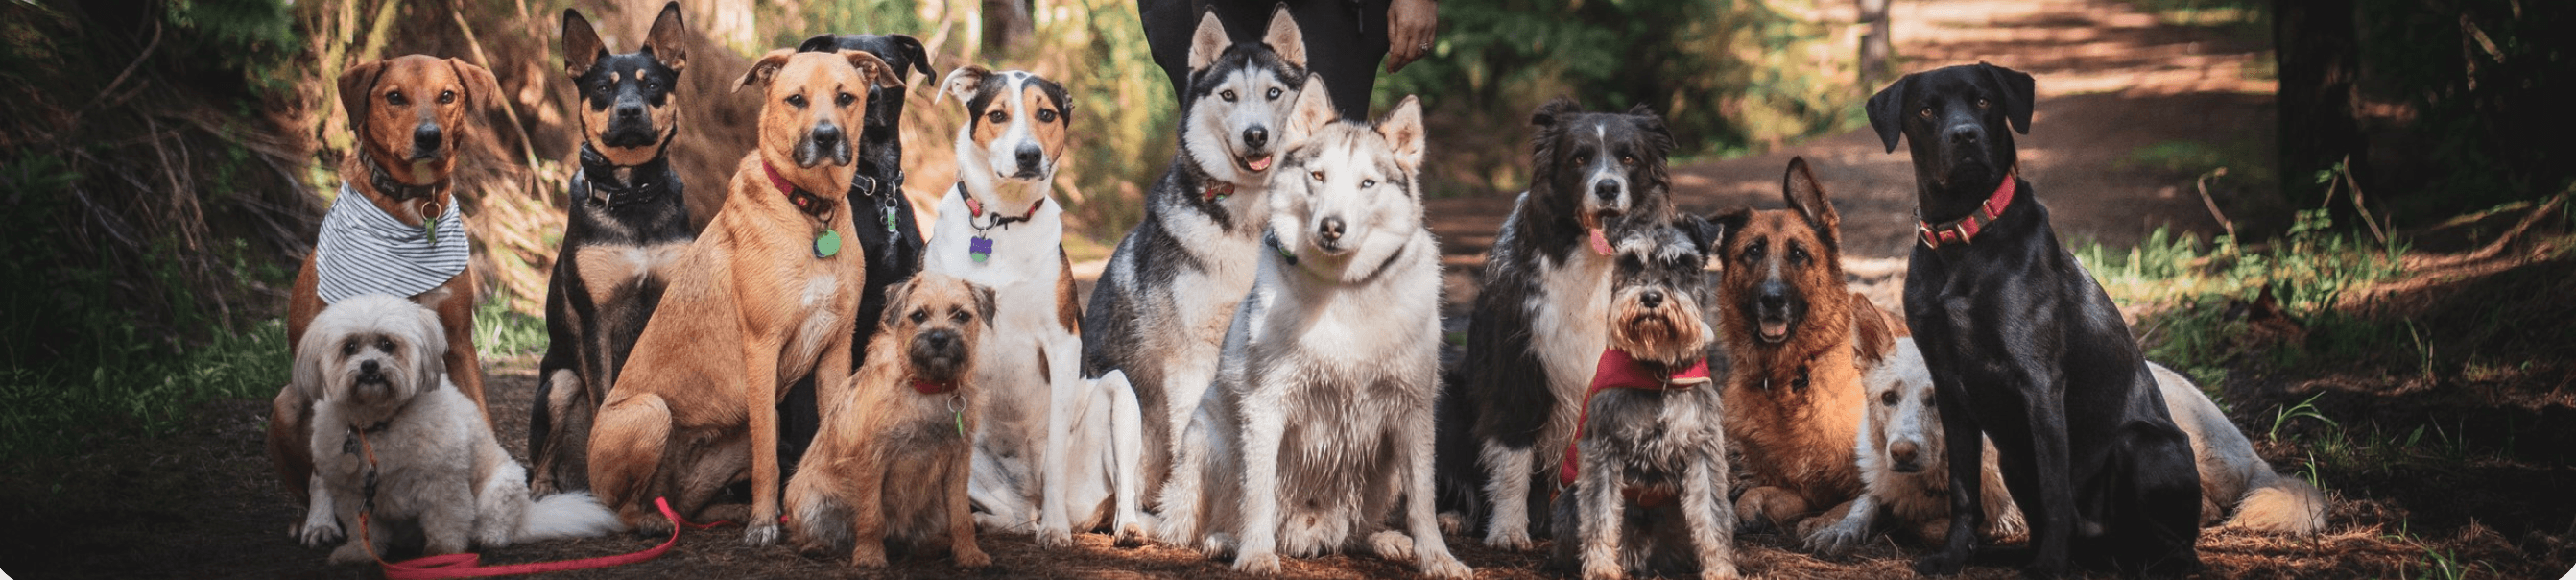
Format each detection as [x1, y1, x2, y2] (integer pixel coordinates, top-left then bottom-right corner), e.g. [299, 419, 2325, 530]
[271, 55, 502, 511]
[786, 273, 996, 568]
[585, 48, 900, 544]
[1706, 157, 1869, 535]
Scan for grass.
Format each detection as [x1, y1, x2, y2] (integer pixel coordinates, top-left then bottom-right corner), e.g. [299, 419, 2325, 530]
[475, 291, 550, 360]
[2078, 207, 2409, 390]
[0, 318, 289, 460]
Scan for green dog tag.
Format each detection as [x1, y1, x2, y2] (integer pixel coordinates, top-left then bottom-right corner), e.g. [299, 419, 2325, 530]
[814, 229, 843, 258]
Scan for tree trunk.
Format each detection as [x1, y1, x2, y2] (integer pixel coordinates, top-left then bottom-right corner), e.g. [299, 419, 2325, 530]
[1857, 0, 1893, 89]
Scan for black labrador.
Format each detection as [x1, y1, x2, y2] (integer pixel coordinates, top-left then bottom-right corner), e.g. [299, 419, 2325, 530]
[1869, 62, 2201, 579]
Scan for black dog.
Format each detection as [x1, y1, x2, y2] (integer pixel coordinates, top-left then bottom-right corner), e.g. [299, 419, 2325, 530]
[1442, 98, 1677, 548]
[1871, 62, 2201, 578]
[775, 32, 938, 470]
[529, 2, 697, 495]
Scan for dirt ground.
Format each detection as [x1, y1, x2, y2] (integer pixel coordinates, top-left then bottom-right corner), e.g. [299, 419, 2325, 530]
[5, 0, 2572, 578]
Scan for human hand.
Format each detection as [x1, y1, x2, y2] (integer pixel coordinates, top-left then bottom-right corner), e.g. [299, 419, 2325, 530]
[1386, 0, 1437, 73]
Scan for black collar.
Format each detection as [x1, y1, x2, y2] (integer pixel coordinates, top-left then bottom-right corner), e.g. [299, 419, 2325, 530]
[577, 141, 677, 209]
[1265, 230, 1416, 285]
[361, 148, 445, 203]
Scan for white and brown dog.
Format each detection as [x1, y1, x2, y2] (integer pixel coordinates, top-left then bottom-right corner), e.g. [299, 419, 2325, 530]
[297, 295, 622, 564]
[925, 66, 1146, 547]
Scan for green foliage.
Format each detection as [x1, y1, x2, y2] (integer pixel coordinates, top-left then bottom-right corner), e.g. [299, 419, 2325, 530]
[774, 0, 923, 50]
[2081, 207, 2409, 389]
[1028, 0, 1174, 238]
[474, 293, 549, 359]
[162, 0, 303, 95]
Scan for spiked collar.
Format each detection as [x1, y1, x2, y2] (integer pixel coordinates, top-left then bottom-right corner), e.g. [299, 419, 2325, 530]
[576, 143, 676, 209]
[361, 148, 446, 204]
[763, 162, 839, 222]
[1918, 172, 2016, 249]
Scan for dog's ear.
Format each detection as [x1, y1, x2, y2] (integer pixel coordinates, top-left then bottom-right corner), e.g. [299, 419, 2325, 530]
[290, 326, 334, 401]
[1978, 61, 2036, 135]
[937, 64, 990, 106]
[1261, 4, 1308, 69]
[974, 283, 1000, 330]
[842, 50, 905, 92]
[1627, 103, 1675, 156]
[641, 1, 690, 73]
[410, 303, 449, 387]
[337, 59, 390, 132]
[1285, 76, 1337, 143]
[796, 34, 840, 54]
[561, 9, 606, 79]
[879, 278, 918, 330]
[1849, 293, 1896, 367]
[735, 48, 797, 94]
[1378, 95, 1427, 173]
[1710, 208, 1752, 254]
[889, 34, 934, 80]
[1186, 10, 1228, 71]
[1530, 96, 1582, 128]
[446, 59, 504, 116]
[1865, 73, 1911, 154]
[1680, 213, 1725, 257]
[1780, 157, 1839, 240]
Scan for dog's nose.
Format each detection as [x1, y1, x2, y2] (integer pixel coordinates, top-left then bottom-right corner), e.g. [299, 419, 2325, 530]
[1888, 440, 1920, 467]
[616, 102, 645, 119]
[1317, 216, 1346, 243]
[1014, 143, 1043, 171]
[413, 123, 443, 153]
[1593, 180, 1622, 201]
[359, 360, 381, 375]
[1945, 123, 1981, 145]
[1640, 289, 1664, 309]
[810, 123, 844, 148]
[1242, 126, 1269, 149]
[1756, 283, 1789, 311]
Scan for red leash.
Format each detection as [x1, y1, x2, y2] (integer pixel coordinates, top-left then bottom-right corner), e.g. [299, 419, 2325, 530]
[366, 496, 688, 579]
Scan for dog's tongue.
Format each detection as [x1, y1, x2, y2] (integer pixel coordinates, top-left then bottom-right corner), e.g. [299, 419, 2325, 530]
[1247, 155, 1273, 172]
[1587, 228, 1612, 255]
[1759, 320, 1790, 341]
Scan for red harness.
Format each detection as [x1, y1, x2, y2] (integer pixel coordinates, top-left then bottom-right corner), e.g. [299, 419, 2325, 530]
[1559, 349, 1713, 496]
[1918, 172, 2017, 249]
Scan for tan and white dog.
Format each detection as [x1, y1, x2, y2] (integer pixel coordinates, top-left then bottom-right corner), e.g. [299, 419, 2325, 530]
[297, 295, 622, 564]
[924, 66, 1146, 547]
[1809, 333, 2326, 554]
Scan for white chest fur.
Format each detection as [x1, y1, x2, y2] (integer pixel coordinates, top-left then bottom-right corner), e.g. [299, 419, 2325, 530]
[1525, 248, 1612, 455]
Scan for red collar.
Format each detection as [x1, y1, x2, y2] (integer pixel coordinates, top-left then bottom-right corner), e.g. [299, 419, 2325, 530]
[1918, 172, 2016, 249]
[909, 378, 956, 395]
[1560, 349, 1712, 487]
[763, 162, 836, 219]
[1201, 181, 1235, 203]
[965, 195, 1045, 221]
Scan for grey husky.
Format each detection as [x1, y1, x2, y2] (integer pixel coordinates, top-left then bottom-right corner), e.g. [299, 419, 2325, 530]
[1080, 6, 1316, 505]
[1153, 91, 1470, 579]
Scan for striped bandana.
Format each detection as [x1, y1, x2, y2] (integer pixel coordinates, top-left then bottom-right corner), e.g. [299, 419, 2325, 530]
[315, 182, 469, 303]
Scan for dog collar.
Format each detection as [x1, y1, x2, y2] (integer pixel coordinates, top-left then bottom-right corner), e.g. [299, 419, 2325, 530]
[361, 148, 447, 204]
[909, 379, 956, 395]
[962, 183, 1046, 263]
[1918, 172, 2017, 249]
[1201, 180, 1235, 203]
[764, 162, 844, 258]
[1263, 230, 1300, 266]
[577, 143, 675, 209]
[1560, 349, 1711, 486]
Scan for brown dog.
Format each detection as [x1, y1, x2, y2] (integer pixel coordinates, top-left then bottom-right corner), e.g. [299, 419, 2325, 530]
[585, 47, 900, 544]
[1708, 157, 1871, 536]
[786, 273, 995, 568]
[270, 55, 502, 510]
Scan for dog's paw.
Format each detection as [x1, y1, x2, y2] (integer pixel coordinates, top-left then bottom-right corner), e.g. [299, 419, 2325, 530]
[742, 522, 781, 546]
[1369, 530, 1415, 560]
[851, 548, 890, 568]
[1437, 511, 1467, 536]
[1035, 527, 1076, 549]
[1483, 527, 1534, 551]
[1419, 550, 1474, 580]
[1581, 558, 1629, 580]
[1699, 564, 1742, 580]
[953, 545, 992, 569]
[1913, 551, 1968, 576]
[1801, 520, 1865, 557]
[1113, 520, 1151, 547]
[1231, 550, 1282, 574]
[298, 519, 345, 548]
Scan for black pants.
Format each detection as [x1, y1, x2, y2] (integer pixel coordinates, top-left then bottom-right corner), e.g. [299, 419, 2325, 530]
[1141, 0, 1391, 120]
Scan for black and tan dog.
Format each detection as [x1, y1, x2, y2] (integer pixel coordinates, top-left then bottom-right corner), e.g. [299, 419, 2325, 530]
[586, 48, 902, 544]
[1705, 157, 1871, 536]
[1547, 218, 1738, 580]
[271, 54, 502, 512]
[785, 272, 995, 569]
[778, 31, 938, 472]
[528, 1, 696, 496]
[1872, 62, 2201, 578]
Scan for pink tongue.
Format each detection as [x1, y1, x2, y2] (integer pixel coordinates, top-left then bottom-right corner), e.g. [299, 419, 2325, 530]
[1248, 156, 1273, 172]
[1587, 228, 1611, 255]
[1760, 320, 1789, 339]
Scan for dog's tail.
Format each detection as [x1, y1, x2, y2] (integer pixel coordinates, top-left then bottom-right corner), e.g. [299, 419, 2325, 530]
[516, 491, 627, 542]
[2224, 468, 2327, 535]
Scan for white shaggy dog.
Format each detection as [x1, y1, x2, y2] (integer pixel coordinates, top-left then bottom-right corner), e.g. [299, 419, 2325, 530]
[296, 294, 623, 564]
[1153, 92, 1469, 579]
[1808, 337, 2326, 554]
